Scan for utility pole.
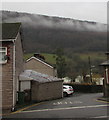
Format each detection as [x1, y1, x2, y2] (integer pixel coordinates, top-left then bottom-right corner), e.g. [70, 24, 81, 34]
[88, 56, 92, 83]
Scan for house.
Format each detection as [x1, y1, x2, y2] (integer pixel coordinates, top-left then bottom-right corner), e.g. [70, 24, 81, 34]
[19, 70, 63, 102]
[63, 77, 72, 83]
[91, 74, 103, 85]
[100, 60, 109, 97]
[1, 23, 24, 113]
[75, 75, 83, 83]
[25, 53, 57, 77]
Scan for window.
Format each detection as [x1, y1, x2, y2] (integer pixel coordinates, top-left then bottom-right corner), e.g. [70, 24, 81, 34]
[0, 47, 7, 64]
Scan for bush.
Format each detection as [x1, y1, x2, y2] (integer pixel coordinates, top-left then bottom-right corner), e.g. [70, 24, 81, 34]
[63, 83, 103, 93]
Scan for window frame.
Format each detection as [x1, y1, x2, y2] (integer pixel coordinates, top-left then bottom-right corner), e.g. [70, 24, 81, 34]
[0, 47, 7, 64]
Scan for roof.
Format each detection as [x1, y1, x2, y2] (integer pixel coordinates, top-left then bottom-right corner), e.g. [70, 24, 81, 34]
[100, 60, 109, 66]
[1, 23, 21, 40]
[105, 52, 109, 55]
[26, 56, 54, 69]
[19, 70, 62, 83]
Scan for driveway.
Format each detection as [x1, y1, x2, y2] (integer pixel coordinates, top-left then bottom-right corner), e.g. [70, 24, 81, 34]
[3, 93, 109, 119]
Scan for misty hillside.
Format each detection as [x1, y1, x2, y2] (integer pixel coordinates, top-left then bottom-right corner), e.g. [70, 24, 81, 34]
[1, 10, 107, 54]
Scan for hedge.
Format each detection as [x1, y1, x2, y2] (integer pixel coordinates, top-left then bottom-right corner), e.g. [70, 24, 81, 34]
[63, 83, 103, 93]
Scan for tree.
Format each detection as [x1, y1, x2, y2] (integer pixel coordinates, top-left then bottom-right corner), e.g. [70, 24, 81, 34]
[66, 60, 77, 81]
[55, 48, 66, 78]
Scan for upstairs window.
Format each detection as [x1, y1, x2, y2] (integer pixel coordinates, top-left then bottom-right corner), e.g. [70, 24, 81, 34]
[0, 47, 7, 64]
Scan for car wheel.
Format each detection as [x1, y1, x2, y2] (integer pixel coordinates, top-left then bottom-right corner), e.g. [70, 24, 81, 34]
[63, 92, 68, 97]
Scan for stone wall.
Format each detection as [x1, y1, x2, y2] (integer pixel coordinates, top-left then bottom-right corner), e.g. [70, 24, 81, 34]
[31, 81, 63, 102]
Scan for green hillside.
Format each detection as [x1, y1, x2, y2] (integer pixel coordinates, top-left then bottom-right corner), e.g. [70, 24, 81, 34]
[24, 52, 105, 79]
[24, 53, 69, 64]
[74, 52, 106, 61]
[24, 52, 105, 65]
[24, 53, 56, 65]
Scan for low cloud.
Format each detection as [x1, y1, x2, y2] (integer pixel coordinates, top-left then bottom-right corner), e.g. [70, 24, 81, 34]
[1, 11, 107, 32]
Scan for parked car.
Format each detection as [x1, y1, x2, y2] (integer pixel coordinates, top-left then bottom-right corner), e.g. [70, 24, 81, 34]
[63, 85, 74, 97]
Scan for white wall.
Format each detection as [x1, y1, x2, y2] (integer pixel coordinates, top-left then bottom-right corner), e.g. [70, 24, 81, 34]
[20, 81, 31, 91]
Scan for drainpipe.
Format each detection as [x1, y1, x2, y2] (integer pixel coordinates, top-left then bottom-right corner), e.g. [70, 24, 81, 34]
[105, 67, 108, 97]
[106, 67, 108, 84]
[11, 40, 16, 111]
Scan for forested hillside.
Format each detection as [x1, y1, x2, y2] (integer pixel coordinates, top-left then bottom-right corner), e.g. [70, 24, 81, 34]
[1, 10, 107, 54]
[1, 10, 107, 79]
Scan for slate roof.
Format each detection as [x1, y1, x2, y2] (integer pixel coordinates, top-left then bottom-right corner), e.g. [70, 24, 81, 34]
[19, 70, 62, 83]
[1, 23, 21, 40]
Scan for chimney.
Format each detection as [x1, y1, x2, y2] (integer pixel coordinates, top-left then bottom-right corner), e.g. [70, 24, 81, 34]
[34, 53, 45, 61]
[34, 53, 40, 58]
[105, 52, 109, 60]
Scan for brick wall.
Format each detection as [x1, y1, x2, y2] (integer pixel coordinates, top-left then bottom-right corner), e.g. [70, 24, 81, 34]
[25, 59, 56, 77]
[2, 42, 13, 112]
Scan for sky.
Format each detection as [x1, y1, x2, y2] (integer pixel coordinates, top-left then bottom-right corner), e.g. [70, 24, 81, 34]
[1, 0, 108, 24]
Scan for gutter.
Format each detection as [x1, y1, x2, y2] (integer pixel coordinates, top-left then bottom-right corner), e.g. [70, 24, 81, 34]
[11, 40, 16, 111]
[0, 39, 15, 41]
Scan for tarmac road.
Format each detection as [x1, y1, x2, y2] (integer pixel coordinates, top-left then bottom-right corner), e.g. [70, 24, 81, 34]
[3, 92, 109, 119]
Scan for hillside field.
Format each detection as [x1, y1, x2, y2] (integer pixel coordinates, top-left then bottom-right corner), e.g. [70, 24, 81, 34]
[24, 52, 106, 65]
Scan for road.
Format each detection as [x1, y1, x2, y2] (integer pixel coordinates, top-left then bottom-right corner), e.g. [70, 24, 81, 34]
[3, 93, 109, 119]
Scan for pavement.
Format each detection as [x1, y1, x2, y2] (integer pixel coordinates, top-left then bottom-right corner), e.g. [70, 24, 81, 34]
[97, 96, 109, 102]
[1, 101, 45, 117]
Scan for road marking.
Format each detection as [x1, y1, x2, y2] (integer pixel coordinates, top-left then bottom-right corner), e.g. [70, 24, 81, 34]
[74, 101, 82, 104]
[20, 104, 109, 113]
[0, 112, 12, 116]
[53, 103, 56, 105]
[69, 102, 72, 104]
[57, 102, 62, 105]
[10, 101, 45, 115]
[91, 116, 109, 118]
[65, 102, 67, 104]
[95, 99, 109, 104]
[53, 101, 82, 105]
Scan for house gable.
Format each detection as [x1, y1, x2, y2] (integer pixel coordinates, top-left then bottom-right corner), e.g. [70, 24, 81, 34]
[25, 56, 57, 77]
[26, 57, 53, 69]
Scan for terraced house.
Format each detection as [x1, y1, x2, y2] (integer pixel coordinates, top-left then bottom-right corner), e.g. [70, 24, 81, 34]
[1, 23, 24, 113]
